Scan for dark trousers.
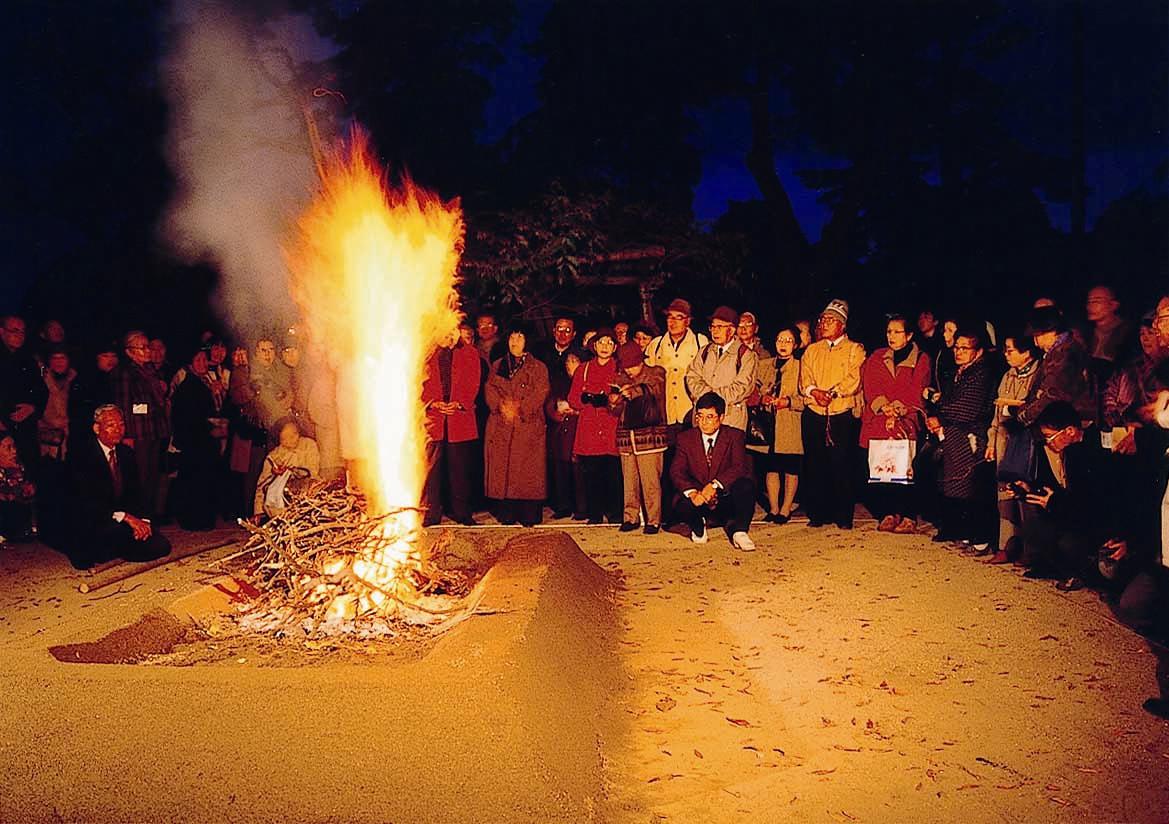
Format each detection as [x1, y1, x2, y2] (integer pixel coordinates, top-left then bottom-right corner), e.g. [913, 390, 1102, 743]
[0, 500, 32, 539]
[131, 437, 163, 519]
[579, 454, 622, 523]
[866, 481, 916, 521]
[1019, 505, 1094, 578]
[551, 457, 585, 516]
[69, 521, 172, 570]
[422, 439, 476, 525]
[673, 476, 756, 536]
[495, 498, 543, 527]
[801, 410, 857, 527]
[174, 446, 221, 531]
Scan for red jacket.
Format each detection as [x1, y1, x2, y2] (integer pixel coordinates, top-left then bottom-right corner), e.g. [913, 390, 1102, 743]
[568, 357, 619, 456]
[859, 344, 932, 448]
[422, 343, 480, 443]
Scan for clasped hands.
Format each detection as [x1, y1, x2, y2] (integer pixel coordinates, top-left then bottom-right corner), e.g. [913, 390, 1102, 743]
[688, 483, 719, 508]
[124, 513, 153, 541]
[431, 401, 463, 415]
[761, 394, 790, 411]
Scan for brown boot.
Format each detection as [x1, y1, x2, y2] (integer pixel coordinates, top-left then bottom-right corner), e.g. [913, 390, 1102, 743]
[892, 517, 917, 534]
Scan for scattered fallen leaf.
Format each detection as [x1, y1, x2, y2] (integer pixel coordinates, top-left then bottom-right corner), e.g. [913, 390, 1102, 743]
[656, 696, 677, 712]
[811, 768, 837, 776]
[726, 717, 755, 728]
[693, 749, 703, 759]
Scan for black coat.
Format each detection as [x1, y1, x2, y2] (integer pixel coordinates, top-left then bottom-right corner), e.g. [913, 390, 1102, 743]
[67, 436, 144, 534]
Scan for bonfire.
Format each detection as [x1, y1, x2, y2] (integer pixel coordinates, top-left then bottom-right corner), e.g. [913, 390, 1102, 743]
[227, 123, 472, 637]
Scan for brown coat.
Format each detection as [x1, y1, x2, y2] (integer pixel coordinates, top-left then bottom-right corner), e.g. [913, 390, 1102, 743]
[484, 355, 549, 500]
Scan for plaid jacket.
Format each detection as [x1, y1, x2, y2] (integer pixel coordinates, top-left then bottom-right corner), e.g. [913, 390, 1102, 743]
[112, 362, 170, 442]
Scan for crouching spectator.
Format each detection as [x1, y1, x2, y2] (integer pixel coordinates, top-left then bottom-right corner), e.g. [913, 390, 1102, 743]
[670, 392, 756, 551]
[0, 433, 35, 543]
[611, 342, 667, 534]
[1017, 401, 1111, 591]
[254, 418, 319, 520]
[64, 405, 171, 569]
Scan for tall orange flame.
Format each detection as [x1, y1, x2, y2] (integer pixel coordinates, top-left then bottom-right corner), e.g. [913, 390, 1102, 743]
[285, 125, 463, 613]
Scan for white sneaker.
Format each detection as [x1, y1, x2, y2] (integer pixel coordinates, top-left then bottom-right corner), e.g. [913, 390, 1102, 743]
[732, 531, 756, 552]
[691, 521, 708, 544]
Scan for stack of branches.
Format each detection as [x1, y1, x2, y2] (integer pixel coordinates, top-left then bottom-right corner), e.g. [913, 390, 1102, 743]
[227, 477, 473, 637]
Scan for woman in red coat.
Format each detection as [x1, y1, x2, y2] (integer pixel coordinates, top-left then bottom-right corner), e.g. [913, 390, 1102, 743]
[421, 330, 482, 526]
[568, 328, 622, 524]
[860, 314, 932, 533]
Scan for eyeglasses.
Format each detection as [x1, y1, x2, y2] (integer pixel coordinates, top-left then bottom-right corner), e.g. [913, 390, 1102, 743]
[953, 345, 976, 352]
[694, 412, 720, 422]
[710, 322, 736, 331]
[553, 326, 573, 333]
[666, 313, 688, 322]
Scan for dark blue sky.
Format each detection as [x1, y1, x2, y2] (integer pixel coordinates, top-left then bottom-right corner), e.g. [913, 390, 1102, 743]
[481, 0, 1168, 239]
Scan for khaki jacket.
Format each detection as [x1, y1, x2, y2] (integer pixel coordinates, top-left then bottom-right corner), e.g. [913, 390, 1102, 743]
[645, 329, 709, 425]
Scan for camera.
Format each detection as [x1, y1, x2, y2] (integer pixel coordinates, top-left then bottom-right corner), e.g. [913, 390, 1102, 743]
[580, 391, 608, 408]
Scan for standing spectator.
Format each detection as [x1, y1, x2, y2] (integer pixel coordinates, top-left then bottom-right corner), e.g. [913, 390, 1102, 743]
[645, 299, 710, 433]
[686, 306, 758, 431]
[932, 317, 959, 392]
[0, 315, 47, 468]
[253, 419, 320, 519]
[69, 342, 118, 455]
[229, 337, 293, 516]
[112, 330, 169, 519]
[149, 338, 175, 384]
[799, 300, 865, 529]
[612, 341, 667, 533]
[64, 405, 171, 569]
[475, 312, 506, 364]
[0, 433, 35, 543]
[546, 352, 586, 520]
[1085, 285, 1132, 365]
[536, 315, 584, 376]
[614, 322, 630, 346]
[737, 311, 771, 359]
[1017, 305, 1096, 428]
[860, 314, 932, 533]
[755, 326, 805, 523]
[484, 327, 549, 526]
[645, 299, 709, 524]
[632, 324, 656, 352]
[916, 310, 943, 358]
[569, 328, 623, 524]
[985, 334, 1042, 563]
[669, 392, 757, 550]
[421, 329, 481, 526]
[38, 347, 76, 461]
[926, 329, 994, 545]
[171, 348, 227, 531]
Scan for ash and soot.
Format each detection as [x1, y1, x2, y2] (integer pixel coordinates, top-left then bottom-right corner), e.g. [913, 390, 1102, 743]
[229, 124, 470, 638]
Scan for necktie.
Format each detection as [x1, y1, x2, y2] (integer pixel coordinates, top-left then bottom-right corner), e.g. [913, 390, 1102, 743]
[717, 346, 724, 358]
[705, 436, 714, 467]
[108, 448, 123, 498]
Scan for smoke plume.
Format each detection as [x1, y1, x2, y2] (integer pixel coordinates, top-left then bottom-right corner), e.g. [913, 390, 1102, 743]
[160, 0, 337, 342]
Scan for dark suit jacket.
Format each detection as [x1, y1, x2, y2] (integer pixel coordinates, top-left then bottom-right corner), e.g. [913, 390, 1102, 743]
[670, 425, 750, 493]
[67, 437, 145, 534]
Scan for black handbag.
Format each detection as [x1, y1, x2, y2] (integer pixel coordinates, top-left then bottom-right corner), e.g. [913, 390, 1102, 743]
[745, 404, 775, 448]
[996, 429, 1038, 483]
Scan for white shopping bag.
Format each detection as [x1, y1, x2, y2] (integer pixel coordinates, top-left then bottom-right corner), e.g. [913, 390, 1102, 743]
[264, 470, 292, 513]
[868, 439, 916, 485]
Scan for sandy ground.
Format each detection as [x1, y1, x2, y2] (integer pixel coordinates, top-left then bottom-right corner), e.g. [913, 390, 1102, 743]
[2, 515, 1168, 823]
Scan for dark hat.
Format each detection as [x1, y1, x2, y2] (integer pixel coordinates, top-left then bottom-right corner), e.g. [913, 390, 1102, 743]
[1025, 305, 1065, 336]
[591, 327, 617, 349]
[616, 341, 645, 369]
[665, 298, 692, 317]
[711, 305, 740, 325]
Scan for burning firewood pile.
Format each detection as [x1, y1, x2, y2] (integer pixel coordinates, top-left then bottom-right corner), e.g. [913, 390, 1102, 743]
[226, 478, 478, 638]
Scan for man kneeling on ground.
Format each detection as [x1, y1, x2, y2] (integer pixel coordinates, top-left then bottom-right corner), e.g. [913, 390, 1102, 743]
[64, 404, 171, 569]
[670, 391, 756, 551]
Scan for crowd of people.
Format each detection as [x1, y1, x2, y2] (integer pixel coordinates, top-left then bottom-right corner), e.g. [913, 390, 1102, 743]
[1, 288, 1167, 644]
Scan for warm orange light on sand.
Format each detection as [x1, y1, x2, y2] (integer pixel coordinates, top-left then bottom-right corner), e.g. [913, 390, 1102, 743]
[287, 125, 463, 617]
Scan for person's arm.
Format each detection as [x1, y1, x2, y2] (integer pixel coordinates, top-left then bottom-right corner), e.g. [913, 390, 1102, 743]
[832, 341, 865, 400]
[685, 348, 711, 401]
[669, 436, 698, 498]
[567, 364, 586, 412]
[715, 430, 750, 488]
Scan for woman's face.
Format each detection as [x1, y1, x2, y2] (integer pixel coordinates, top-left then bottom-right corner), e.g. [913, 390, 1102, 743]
[278, 422, 300, 450]
[458, 325, 475, 346]
[633, 330, 653, 350]
[593, 336, 616, 362]
[507, 331, 526, 358]
[885, 319, 911, 352]
[191, 351, 209, 376]
[953, 336, 981, 367]
[0, 436, 18, 468]
[942, 321, 958, 348]
[1139, 325, 1158, 357]
[795, 321, 811, 347]
[1003, 338, 1031, 369]
[774, 330, 796, 358]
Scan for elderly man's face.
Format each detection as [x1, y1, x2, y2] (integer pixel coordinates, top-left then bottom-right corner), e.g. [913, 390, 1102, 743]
[93, 409, 126, 448]
[149, 339, 166, 365]
[1033, 330, 1058, 353]
[48, 352, 69, 375]
[633, 330, 653, 350]
[710, 318, 736, 346]
[2, 318, 26, 352]
[96, 351, 118, 372]
[477, 316, 499, 341]
[552, 319, 576, 348]
[43, 320, 65, 343]
[255, 340, 277, 367]
[816, 313, 844, 341]
[125, 334, 151, 366]
[665, 310, 690, 337]
[737, 316, 758, 344]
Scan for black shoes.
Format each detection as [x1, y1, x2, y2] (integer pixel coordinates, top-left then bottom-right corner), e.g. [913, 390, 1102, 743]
[644, 524, 660, 535]
[764, 512, 790, 524]
[618, 522, 639, 532]
[807, 520, 826, 528]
